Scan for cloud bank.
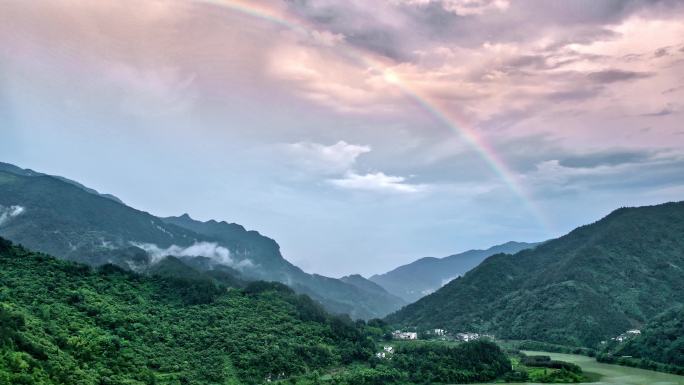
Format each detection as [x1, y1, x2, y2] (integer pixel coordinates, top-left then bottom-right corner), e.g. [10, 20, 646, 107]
[284, 140, 426, 193]
[283, 140, 371, 175]
[330, 171, 426, 193]
[133, 241, 254, 269]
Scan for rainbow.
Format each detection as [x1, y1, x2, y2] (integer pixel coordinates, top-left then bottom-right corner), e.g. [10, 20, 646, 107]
[196, 0, 552, 233]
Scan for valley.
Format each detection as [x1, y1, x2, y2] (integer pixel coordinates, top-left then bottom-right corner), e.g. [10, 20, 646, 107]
[494, 351, 684, 385]
[1, 161, 683, 384]
[3, 1, 684, 383]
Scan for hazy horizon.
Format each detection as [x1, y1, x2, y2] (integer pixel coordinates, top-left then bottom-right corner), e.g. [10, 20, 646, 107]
[2, 0, 684, 277]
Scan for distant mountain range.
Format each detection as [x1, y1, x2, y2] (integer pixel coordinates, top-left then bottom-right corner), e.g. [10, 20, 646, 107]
[370, 241, 540, 303]
[386, 201, 684, 347]
[0, 161, 404, 319]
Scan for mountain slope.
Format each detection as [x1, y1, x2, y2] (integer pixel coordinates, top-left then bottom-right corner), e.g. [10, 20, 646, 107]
[0, 237, 375, 384]
[0, 161, 123, 204]
[387, 202, 684, 347]
[163, 214, 406, 318]
[370, 241, 539, 302]
[0, 162, 402, 319]
[603, 306, 684, 369]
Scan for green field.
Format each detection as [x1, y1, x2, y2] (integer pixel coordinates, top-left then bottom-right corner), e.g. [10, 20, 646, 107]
[475, 351, 684, 385]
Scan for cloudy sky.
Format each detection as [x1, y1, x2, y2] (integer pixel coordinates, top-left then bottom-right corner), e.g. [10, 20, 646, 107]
[2, 0, 683, 277]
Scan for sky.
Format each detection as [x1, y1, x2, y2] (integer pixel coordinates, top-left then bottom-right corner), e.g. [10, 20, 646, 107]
[1, 0, 684, 277]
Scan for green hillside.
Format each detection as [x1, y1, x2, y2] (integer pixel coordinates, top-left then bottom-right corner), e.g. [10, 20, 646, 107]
[598, 306, 684, 374]
[0, 238, 376, 384]
[386, 202, 684, 347]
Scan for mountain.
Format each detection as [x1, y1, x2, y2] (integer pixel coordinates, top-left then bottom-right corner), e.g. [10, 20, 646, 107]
[370, 241, 540, 302]
[0, 162, 402, 319]
[0, 161, 123, 204]
[0, 237, 376, 384]
[386, 202, 684, 347]
[162, 213, 406, 317]
[340, 274, 406, 306]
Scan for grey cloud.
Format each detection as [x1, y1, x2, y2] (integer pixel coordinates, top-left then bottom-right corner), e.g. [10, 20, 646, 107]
[473, 135, 666, 175]
[574, 157, 684, 191]
[654, 47, 670, 57]
[622, 53, 645, 62]
[504, 54, 549, 70]
[371, 132, 608, 180]
[501, 51, 604, 72]
[286, 0, 416, 60]
[558, 150, 654, 168]
[640, 106, 677, 117]
[587, 70, 653, 83]
[287, 0, 684, 66]
[479, 107, 539, 132]
[345, 30, 411, 61]
[546, 87, 603, 102]
[662, 85, 684, 94]
[522, 148, 684, 199]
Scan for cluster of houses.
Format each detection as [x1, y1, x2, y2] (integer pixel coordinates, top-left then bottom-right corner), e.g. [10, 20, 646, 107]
[455, 332, 489, 342]
[391, 328, 493, 342]
[375, 345, 394, 359]
[611, 329, 641, 343]
[392, 329, 449, 340]
[378, 329, 496, 359]
[392, 330, 418, 340]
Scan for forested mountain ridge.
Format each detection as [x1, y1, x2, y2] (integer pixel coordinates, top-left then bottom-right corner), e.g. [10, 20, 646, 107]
[0, 162, 402, 319]
[369, 241, 539, 302]
[387, 201, 684, 347]
[0, 237, 376, 384]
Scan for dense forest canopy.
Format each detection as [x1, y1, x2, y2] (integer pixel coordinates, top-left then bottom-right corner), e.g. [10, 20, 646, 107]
[0, 238, 376, 384]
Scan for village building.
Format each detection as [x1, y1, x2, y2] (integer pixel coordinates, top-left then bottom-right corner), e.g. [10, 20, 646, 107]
[455, 332, 480, 342]
[392, 330, 418, 340]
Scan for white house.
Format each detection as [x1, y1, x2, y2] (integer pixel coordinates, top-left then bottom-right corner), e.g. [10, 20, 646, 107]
[612, 329, 642, 342]
[456, 332, 480, 342]
[392, 330, 418, 340]
[383, 346, 394, 353]
[433, 328, 446, 336]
